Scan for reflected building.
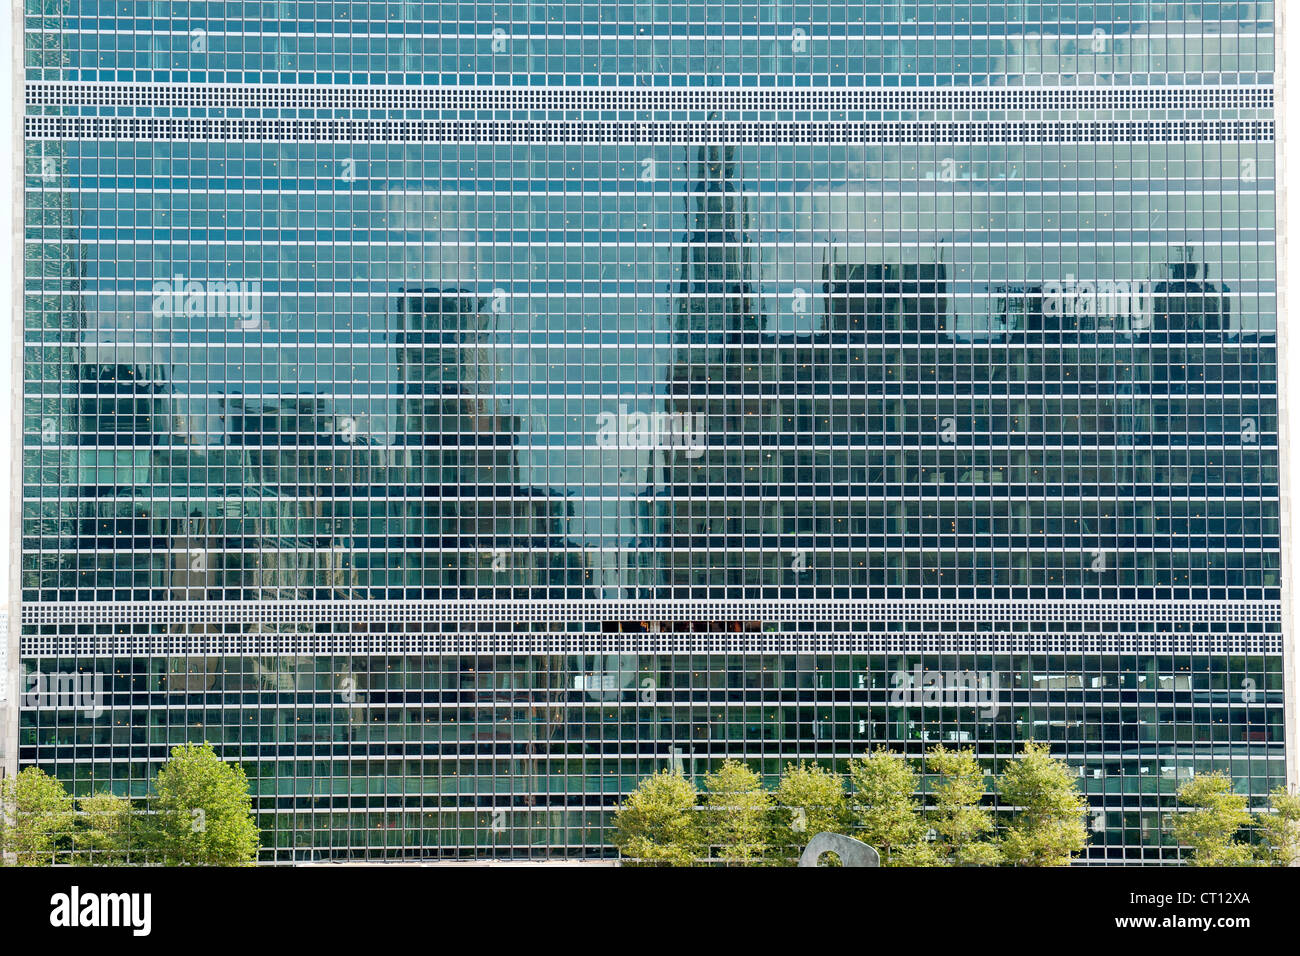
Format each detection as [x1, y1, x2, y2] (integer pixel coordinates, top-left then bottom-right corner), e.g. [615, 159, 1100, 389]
[69, 358, 175, 602]
[823, 252, 950, 334]
[664, 144, 783, 597]
[395, 289, 593, 600]
[1154, 247, 1233, 332]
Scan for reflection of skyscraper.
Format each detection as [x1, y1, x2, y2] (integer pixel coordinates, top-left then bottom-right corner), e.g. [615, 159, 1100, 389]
[71, 359, 174, 602]
[673, 145, 764, 340]
[665, 145, 781, 595]
[221, 396, 374, 603]
[996, 285, 1046, 333]
[396, 289, 591, 599]
[1154, 246, 1233, 332]
[397, 289, 495, 404]
[822, 251, 950, 334]
[749, 248, 956, 599]
[625, 455, 671, 599]
[396, 289, 498, 599]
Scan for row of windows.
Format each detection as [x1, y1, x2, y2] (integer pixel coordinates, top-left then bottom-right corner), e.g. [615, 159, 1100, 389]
[16, 713, 1286, 756]
[22, 0, 1276, 26]
[25, 140, 1280, 163]
[29, 46, 1276, 89]
[13, 650, 1285, 675]
[19, 583, 1285, 606]
[27, 8, 1278, 31]
[19, 488, 1287, 506]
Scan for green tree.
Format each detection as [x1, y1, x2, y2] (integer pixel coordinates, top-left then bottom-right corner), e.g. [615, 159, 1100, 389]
[75, 789, 135, 865]
[702, 759, 773, 866]
[1171, 771, 1255, 866]
[1255, 787, 1300, 867]
[143, 742, 260, 866]
[848, 748, 936, 866]
[772, 761, 851, 864]
[611, 770, 703, 866]
[996, 741, 1088, 867]
[926, 746, 1000, 866]
[0, 767, 76, 866]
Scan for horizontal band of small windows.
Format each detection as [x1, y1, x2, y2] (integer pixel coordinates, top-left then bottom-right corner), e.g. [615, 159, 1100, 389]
[13, 657, 1279, 674]
[19, 642, 1282, 656]
[24, 116, 1276, 144]
[17, 647, 1279, 655]
[18, 629, 1282, 645]
[15, 637, 1284, 656]
[17, 629, 1281, 645]
[18, 597, 1282, 620]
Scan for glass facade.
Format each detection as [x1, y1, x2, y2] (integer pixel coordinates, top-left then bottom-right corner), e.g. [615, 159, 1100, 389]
[15, 1, 1284, 863]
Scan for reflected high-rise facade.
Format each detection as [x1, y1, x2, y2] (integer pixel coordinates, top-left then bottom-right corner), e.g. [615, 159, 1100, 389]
[10, 1, 1289, 863]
